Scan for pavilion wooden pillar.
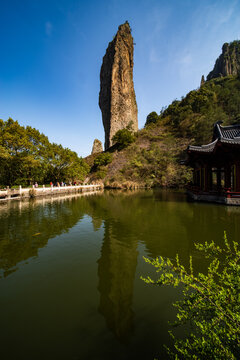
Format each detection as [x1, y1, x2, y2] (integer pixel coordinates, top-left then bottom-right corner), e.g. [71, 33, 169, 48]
[217, 168, 221, 190]
[200, 167, 204, 190]
[208, 167, 213, 190]
[235, 162, 240, 192]
[193, 168, 196, 186]
[224, 165, 231, 189]
[204, 166, 210, 191]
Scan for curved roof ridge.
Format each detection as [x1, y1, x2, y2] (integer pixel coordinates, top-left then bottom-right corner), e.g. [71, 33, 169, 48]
[201, 138, 218, 148]
[221, 137, 240, 144]
[213, 122, 222, 140]
[187, 122, 240, 155]
[188, 138, 218, 152]
[219, 123, 240, 129]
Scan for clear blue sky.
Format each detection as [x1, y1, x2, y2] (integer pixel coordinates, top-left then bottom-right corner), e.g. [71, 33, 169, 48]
[0, 0, 240, 157]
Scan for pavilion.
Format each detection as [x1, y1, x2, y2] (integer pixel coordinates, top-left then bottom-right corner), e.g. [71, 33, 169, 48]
[186, 121, 240, 205]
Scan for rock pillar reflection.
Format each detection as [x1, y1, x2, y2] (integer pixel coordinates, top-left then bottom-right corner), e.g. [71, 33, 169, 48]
[97, 220, 138, 342]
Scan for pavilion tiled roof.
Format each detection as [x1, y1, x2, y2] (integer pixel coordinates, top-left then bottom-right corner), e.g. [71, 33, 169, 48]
[188, 122, 240, 153]
[214, 123, 240, 139]
[188, 139, 218, 153]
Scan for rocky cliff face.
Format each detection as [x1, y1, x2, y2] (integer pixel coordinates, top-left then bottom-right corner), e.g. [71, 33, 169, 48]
[200, 75, 205, 87]
[91, 139, 103, 154]
[99, 21, 138, 150]
[207, 41, 240, 81]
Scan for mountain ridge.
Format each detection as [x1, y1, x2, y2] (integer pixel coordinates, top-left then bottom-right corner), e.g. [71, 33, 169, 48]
[88, 40, 240, 188]
[207, 40, 240, 80]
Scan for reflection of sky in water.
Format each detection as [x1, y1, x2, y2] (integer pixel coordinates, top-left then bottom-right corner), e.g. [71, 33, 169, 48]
[0, 190, 240, 359]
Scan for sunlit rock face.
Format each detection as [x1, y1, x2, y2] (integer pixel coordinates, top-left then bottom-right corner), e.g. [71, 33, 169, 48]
[207, 41, 240, 80]
[91, 139, 103, 155]
[99, 21, 138, 150]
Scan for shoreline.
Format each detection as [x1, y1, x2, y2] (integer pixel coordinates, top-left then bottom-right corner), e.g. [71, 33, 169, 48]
[0, 184, 103, 202]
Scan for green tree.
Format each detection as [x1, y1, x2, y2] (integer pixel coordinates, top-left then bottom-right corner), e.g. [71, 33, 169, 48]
[160, 76, 240, 144]
[0, 118, 90, 186]
[142, 233, 240, 359]
[112, 128, 135, 149]
[145, 111, 160, 127]
[94, 152, 113, 168]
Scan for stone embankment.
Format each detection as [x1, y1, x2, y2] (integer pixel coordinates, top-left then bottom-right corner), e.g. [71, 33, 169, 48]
[0, 184, 103, 201]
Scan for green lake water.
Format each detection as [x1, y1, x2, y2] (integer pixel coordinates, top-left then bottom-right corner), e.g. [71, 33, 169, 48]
[0, 189, 240, 360]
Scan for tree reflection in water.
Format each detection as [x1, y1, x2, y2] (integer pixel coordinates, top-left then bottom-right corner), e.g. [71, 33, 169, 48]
[1, 189, 240, 350]
[0, 192, 99, 278]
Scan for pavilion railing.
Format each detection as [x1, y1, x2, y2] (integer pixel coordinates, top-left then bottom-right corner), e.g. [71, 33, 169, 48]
[186, 185, 240, 198]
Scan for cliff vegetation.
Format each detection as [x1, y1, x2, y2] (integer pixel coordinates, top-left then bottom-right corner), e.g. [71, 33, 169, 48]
[89, 73, 240, 188]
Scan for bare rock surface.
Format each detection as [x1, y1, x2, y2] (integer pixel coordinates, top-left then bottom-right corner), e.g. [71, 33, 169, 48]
[200, 75, 205, 87]
[99, 21, 138, 150]
[207, 41, 240, 80]
[91, 139, 103, 154]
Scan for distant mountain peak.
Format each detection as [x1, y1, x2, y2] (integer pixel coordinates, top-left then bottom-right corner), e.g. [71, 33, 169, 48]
[207, 40, 240, 81]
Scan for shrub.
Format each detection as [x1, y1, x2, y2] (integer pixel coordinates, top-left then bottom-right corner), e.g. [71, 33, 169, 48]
[112, 128, 135, 149]
[94, 152, 113, 168]
[142, 233, 240, 359]
[145, 111, 160, 127]
[94, 169, 106, 179]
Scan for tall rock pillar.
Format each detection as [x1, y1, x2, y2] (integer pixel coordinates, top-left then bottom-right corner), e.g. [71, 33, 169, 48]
[99, 21, 138, 150]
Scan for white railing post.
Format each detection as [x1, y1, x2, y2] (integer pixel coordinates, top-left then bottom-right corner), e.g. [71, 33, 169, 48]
[7, 186, 10, 199]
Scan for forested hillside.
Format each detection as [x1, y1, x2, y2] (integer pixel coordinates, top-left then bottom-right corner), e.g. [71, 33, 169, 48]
[161, 75, 240, 144]
[88, 74, 240, 188]
[0, 118, 89, 187]
[2, 75, 240, 189]
[3, 40, 240, 189]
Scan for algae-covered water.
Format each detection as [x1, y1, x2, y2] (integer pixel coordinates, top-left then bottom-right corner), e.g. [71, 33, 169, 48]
[0, 190, 239, 360]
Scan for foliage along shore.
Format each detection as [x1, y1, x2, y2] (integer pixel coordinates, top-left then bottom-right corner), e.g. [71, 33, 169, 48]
[0, 118, 89, 188]
[2, 74, 240, 189]
[142, 232, 240, 359]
